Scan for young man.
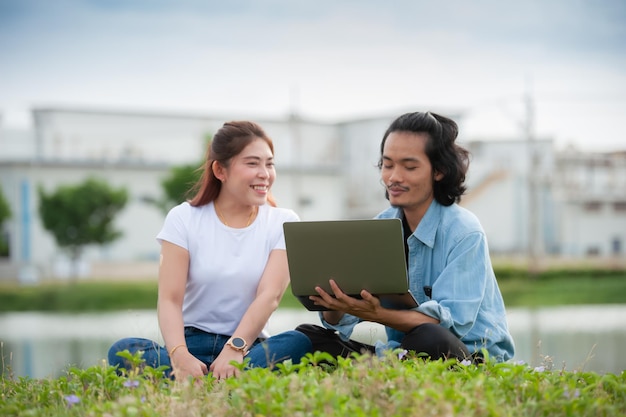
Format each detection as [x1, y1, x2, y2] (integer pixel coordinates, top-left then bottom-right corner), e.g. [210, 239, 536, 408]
[296, 111, 515, 363]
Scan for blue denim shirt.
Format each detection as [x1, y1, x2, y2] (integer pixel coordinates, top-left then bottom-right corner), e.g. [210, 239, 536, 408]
[321, 200, 515, 362]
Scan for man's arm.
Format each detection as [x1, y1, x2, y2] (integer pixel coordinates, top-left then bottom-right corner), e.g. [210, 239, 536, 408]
[321, 310, 345, 325]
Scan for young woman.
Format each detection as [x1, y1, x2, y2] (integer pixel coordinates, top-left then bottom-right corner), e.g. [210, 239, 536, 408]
[108, 121, 312, 381]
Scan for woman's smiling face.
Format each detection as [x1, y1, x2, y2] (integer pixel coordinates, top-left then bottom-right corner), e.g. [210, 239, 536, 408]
[220, 137, 276, 206]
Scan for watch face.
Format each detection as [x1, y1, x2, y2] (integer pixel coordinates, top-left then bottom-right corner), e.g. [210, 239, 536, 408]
[231, 337, 245, 349]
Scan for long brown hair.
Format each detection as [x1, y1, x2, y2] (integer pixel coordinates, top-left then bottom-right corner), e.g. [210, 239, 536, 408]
[188, 121, 277, 207]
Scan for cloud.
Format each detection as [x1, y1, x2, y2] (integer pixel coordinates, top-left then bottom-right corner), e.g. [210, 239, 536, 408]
[0, 0, 625, 151]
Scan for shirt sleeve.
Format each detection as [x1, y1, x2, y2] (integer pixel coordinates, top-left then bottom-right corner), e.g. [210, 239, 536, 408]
[272, 208, 300, 251]
[318, 312, 362, 341]
[416, 231, 490, 338]
[156, 204, 189, 250]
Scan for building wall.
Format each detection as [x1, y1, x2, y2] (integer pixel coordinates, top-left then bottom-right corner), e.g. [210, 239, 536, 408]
[558, 201, 626, 256]
[339, 116, 396, 219]
[0, 162, 168, 277]
[462, 173, 522, 254]
[32, 109, 214, 164]
[0, 128, 36, 159]
[0, 161, 343, 281]
[461, 139, 555, 256]
[555, 150, 626, 257]
[1, 109, 349, 281]
[273, 171, 344, 221]
[1, 107, 625, 281]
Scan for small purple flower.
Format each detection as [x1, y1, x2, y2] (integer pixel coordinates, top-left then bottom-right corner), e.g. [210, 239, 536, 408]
[533, 365, 545, 372]
[398, 349, 408, 360]
[64, 394, 80, 407]
[515, 360, 526, 365]
[460, 359, 472, 366]
[124, 380, 140, 388]
[563, 388, 581, 399]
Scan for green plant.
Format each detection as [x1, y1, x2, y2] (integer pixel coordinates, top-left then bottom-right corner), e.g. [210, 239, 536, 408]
[2, 350, 625, 417]
[0, 184, 11, 257]
[150, 133, 210, 214]
[38, 177, 128, 280]
[156, 163, 201, 214]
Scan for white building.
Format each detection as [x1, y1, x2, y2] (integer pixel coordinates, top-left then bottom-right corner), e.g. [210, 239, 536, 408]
[0, 107, 624, 282]
[553, 149, 626, 257]
[462, 138, 556, 255]
[462, 139, 626, 260]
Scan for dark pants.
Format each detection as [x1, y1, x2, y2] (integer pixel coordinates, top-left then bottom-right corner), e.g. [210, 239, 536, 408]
[295, 323, 472, 361]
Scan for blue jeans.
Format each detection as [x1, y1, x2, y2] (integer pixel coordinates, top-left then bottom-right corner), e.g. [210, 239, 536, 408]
[108, 327, 312, 378]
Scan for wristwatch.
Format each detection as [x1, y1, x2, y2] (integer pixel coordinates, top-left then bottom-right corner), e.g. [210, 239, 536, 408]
[226, 336, 248, 354]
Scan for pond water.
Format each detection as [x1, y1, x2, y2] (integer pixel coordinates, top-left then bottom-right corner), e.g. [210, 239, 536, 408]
[1, 305, 625, 378]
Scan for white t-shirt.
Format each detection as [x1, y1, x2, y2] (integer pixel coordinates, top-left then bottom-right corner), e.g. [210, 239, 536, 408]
[156, 201, 299, 338]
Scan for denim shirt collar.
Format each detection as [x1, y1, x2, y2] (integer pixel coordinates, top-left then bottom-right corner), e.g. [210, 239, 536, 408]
[412, 200, 442, 249]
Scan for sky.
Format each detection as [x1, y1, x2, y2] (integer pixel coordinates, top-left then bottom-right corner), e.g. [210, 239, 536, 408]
[1, 0, 625, 152]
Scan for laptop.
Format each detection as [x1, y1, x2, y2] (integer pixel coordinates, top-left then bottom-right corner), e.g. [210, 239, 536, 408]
[283, 218, 418, 311]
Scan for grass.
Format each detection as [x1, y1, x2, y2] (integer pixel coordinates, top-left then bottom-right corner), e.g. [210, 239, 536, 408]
[2, 350, 625, 417]
[2, 267, 626, 416]
[0, 267, 625, 312]
[498, 275, 626, 307]
[0, 281, 159, 312]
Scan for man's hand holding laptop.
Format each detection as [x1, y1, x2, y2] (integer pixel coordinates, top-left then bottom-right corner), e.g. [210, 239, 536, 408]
[309, 279, 382, 324]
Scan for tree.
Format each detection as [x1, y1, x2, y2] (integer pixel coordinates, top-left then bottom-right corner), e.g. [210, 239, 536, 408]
[38, 177, 128, 279]
[148, 134, 209, 214]
[0, 185, 11, 257]
[156, 163, 201, 214]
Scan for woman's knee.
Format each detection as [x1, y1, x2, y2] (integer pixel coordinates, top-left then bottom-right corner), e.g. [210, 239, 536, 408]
[288, 329, 314, 356]
[247, 330, 313, 368]
[108, 337, 135, 367]
[107, 337, 162, 369]
[269, 329, 313, 358]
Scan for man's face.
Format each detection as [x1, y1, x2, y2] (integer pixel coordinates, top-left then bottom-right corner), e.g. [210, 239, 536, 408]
[380, 131, 441, 213]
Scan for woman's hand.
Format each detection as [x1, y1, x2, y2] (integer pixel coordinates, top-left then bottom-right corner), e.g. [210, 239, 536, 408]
[170, 349, 208, 381]
[209, 348, 245, 381]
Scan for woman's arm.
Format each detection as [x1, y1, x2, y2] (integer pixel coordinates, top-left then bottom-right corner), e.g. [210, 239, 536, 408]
[157, 241, 208, 380]
[209, 249, 290, 379]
